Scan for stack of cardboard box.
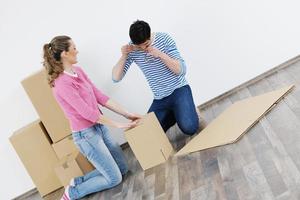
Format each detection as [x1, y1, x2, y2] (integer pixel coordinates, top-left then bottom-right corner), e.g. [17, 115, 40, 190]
[10, 69, 94, 197]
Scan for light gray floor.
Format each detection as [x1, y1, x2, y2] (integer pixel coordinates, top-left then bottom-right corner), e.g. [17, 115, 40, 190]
[16, 62, 300, 200]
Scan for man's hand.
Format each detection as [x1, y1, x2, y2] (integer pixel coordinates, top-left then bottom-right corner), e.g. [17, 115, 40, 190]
[121, 44, 134, 56]
[146, 46, 162, 58]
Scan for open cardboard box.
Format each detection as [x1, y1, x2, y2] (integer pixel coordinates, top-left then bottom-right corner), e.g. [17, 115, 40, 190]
[52, 135, 78, 159]
[125, 85, 294, 170]
[54, 150, 95, 187]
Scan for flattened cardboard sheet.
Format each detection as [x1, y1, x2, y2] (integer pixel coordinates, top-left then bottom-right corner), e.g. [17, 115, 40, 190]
[175, 85, 294, 156]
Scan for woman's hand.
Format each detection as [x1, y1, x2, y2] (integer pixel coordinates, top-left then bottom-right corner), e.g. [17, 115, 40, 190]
[125, 112, 143, 121]
[115, 121, 138, 130]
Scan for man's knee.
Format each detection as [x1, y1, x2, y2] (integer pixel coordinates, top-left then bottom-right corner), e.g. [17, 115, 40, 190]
[178, 119, 199, 136]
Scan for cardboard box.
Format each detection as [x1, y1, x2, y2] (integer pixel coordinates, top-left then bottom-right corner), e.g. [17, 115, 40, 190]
[21, 69, 71, 142]
[54, 151, 95, 187]
[10, 121, 62, 196]
[52, 135, 77, 159]
[125, 85, 294, 170]
[125, 112, 174, 170]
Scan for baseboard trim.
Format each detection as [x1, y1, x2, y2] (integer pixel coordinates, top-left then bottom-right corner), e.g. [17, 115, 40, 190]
[12, 188, 38, 200]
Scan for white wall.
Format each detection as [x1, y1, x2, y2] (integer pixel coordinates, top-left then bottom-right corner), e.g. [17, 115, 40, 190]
[1, 0, 300, 199]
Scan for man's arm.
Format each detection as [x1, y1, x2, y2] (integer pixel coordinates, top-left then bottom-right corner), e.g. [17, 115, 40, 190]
[147, 47, 182, 75]
[146, 34, 186, 76]
[112, 45, 134, 82]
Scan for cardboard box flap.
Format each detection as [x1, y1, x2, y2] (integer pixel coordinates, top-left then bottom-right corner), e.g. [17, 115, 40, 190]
[175, 85, 294, 156]
[54, 151, 94, 186]
[52, 135, 77, 159]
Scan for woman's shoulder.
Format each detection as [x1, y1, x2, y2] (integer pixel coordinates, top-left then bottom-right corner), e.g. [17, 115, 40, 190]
[73, 65, 84, 74]
[53, 73, 73, 90]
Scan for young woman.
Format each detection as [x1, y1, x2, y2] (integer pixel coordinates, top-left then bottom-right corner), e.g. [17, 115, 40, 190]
[43, 35, 140, 200]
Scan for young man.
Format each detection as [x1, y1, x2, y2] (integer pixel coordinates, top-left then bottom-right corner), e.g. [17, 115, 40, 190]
[112, 20, 201, 136]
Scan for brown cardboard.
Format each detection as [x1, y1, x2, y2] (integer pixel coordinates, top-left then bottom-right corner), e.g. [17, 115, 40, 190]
[52, 135, 77, 159]
[54, 151, 95, 187]
[125, 85, 294, 169]
[124, 112, 174, 170]
[21, 69, 71, 142]
[9, 121, 62, 196]
[175, 84, 295, 156]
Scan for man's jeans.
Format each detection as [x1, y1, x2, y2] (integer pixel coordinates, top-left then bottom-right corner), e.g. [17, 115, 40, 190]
[148, 85, 199, 135]
[68, 124, 128, 199]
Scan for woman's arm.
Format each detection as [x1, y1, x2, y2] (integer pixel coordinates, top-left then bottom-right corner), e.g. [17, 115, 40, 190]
[97, 114, 137, 129]
[104, 99, 142, 121]
[56, 81, 137, 130]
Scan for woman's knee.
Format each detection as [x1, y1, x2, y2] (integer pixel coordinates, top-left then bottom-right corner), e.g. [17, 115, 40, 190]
[106, 170, 122, 187]
[86, 150, 123, 187]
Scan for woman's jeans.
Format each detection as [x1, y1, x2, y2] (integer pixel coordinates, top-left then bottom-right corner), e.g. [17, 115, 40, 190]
[148, 85, 199, 136]
[68, 124, 128, 199]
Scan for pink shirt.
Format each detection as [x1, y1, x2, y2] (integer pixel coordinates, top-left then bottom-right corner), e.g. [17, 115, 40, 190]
[52, 66, 109, 131]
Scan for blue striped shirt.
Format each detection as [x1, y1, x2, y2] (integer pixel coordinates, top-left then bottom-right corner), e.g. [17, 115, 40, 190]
[114, 32, 188, 99]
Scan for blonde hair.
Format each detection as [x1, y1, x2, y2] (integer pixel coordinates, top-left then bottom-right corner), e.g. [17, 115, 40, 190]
[43, 35, 71, 87]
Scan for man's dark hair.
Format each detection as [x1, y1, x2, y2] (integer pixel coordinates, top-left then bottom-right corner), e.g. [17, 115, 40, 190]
[129, 20, 151, 45]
